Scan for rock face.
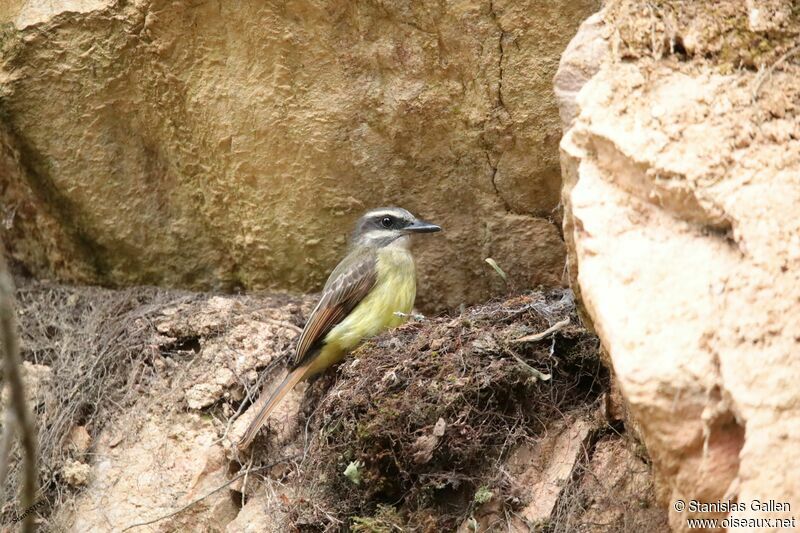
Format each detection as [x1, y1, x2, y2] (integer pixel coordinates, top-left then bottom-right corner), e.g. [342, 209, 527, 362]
[67, 413, 239, 531]
[557, 1, 800, 530]
[0, 0, 600, 310]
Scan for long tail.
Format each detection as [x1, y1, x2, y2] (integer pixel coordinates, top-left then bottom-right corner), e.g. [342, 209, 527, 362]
[238, 364, 308, 450]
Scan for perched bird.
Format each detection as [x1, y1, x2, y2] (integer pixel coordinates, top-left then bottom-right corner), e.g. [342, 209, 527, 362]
[238, 207, 441, 449]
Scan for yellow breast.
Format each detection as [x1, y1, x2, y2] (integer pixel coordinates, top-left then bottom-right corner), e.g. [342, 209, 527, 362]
[310, 244, 416, 374]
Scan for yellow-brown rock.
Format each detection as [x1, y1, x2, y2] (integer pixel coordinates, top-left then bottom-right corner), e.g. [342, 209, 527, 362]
[0, 0, 600, 309]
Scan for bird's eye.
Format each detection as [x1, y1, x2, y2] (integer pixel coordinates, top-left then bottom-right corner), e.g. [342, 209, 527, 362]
[381, 217, 393, 228]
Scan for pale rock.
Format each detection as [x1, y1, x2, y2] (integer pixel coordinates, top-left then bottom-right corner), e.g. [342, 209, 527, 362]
[0, 361, 53, 414]
[557, 2, 800, 529]
[226, 483, 296, 533]
[65, 425, 92, 456]
[456, 415, 595, 532]
[511, 417, 593, 525]
[66, 412, 237, 531]
[185, 382, 224, 410]
[62, 459, 92, 487]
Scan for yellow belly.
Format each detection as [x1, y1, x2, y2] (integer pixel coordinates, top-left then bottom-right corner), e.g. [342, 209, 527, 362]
[304, 246, 416, 376]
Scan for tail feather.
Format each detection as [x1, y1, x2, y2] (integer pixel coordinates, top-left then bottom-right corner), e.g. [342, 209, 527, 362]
[238, 365, 308, 450]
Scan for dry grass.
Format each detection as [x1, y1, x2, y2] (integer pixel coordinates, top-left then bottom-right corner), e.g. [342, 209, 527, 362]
[2, 281, 196, 522]
[3, 279, 298, 526]
[548, 431, 668, 533]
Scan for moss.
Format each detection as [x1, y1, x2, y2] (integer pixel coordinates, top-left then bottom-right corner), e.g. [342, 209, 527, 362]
[291, 289, 605, 530]
[344, 460, 364, 486]
[351, 505, 405, 532]
[473, 486, 494, 505]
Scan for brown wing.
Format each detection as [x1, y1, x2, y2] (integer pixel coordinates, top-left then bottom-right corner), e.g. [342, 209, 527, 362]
[292, 246, 378, 368]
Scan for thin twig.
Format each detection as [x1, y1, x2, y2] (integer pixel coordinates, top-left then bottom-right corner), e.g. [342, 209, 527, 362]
[512, 317, 571, 343]
[507, 350, 551, 382]
[751, 43, 800, 101]
[240, 455, 254, 510]
[0, 253, 38, 533]
[393, 311, 426, 322]
[212, 347, 290, 446]
[484, 258, 508, 284]
[120, 454, 301, 532]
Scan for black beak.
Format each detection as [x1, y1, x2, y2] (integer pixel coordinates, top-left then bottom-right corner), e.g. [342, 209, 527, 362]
[405, 219, 442, 233]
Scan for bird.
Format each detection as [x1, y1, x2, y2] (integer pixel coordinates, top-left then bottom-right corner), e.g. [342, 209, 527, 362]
[238, 207, 441, 449]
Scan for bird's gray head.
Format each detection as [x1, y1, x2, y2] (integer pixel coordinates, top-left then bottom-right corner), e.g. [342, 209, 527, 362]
[351, 207, 441, 248]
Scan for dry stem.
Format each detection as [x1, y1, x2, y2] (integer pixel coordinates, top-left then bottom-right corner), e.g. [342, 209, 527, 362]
[0, 254, 38, 532]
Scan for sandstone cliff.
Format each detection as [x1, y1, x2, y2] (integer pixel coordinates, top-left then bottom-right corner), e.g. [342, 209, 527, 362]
[1, 0, 600, 310]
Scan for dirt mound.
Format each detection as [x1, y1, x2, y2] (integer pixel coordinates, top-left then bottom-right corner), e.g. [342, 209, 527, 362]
[3, 279, 310, 529]
[291, 290, 603, 530]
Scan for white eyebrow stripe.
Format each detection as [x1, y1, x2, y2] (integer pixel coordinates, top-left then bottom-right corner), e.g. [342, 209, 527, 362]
[364, 209, 411, 220]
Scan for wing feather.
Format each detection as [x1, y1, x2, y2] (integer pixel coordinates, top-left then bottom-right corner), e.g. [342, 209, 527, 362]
[292, 247, 377, 368]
